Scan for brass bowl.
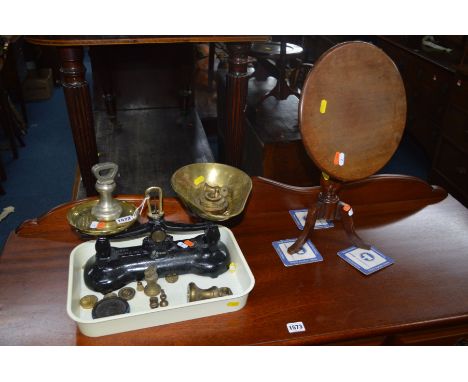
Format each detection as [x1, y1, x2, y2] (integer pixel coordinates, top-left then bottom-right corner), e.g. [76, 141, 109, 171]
[171, 163, 252, 221]
[67, 199, 136, 235]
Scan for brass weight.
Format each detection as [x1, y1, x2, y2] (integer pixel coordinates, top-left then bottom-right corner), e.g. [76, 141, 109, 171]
[144, 265, 161, 297]
[187, 282, 233, 302]
[80, 295, 98, 309]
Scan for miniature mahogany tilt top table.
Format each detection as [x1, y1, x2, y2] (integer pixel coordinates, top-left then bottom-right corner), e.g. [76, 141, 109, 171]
[1, 175, 468, 345]
[25, 36, 269, 197]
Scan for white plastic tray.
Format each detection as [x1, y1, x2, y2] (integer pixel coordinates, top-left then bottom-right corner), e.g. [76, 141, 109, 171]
[66, 226, 255, 337]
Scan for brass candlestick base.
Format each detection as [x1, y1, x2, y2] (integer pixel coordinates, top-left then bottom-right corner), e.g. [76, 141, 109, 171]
[67, 199, 136, 236]
[288, 174, 371, 254]
[67, 162, 137, 235]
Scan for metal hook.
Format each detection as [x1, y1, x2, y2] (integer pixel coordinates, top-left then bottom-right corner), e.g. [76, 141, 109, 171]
[145, 186, 164, 219]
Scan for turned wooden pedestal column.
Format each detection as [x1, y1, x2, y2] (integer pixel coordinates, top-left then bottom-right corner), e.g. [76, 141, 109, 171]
[59, 46, 98, 196]
[225, 42, 251, 168]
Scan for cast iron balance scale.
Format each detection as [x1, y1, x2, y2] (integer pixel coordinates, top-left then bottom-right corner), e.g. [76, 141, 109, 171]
[67, 161, 252, 296]
[287, 41, 406, 254]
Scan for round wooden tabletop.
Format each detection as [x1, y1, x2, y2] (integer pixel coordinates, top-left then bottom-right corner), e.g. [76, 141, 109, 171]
[300, 41, 407, 181]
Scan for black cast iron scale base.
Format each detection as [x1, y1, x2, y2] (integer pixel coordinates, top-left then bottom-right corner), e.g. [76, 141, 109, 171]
[84, 220, 231, 294]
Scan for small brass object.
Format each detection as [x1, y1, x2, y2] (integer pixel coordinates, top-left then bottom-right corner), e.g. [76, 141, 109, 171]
[145, 283, 161, 297]
[144, 265, 161, 297]
[144, 265, 156, 279]
[118, 287, 136, 301]
[150, 296, 159, 309]
[80, 295, 98, 309]
[136, 281, 144, 291]
[151, 230, 167, 243]
[159, 289, 168, 307]
[171, 163, 252, 221]
[187, 282, 233, 302]
[104, 292, 117, 299]
[165, 274, 179, 283]
[199, 183, 229, 214]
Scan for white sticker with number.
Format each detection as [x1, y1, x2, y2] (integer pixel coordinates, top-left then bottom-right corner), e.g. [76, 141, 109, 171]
[287, 321, 306, 333]
[115, 215, 134, 224]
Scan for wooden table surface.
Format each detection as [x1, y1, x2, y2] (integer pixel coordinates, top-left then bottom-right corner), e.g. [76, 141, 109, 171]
[26, 35, 269, 46]
[1, 175, 468, 345]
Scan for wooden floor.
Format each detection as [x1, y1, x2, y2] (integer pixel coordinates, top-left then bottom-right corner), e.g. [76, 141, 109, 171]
[76, 108, 213, 199]
[75, 44, 216, 199]
[246, 77, 300, 144]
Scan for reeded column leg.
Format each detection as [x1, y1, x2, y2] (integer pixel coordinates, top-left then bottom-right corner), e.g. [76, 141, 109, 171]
[59, 46, 99, 196]
[225, 42, 251, 168]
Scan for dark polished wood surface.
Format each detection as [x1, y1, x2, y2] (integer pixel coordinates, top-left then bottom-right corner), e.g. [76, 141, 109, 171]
[89, 44, 195, 111]
[1, 175, 468, 345]
[26, 36, 269, 46]
[300, 42, 407, 182]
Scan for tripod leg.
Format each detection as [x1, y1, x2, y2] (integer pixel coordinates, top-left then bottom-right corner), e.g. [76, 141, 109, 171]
[339, 202, 371, 250]
[288, 203, 319, 254]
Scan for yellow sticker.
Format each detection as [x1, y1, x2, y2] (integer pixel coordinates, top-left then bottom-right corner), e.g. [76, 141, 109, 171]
[229, 262, 237, 273]
[320, 99, 327, 114]
[193, 176, 205, 186]
[227, 301, 240, 307]
[322, 172, 329, 181]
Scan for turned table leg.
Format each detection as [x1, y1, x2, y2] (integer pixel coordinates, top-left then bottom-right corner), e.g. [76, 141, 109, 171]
[225, 42, 251, 168]
[59, 46, 98, 196]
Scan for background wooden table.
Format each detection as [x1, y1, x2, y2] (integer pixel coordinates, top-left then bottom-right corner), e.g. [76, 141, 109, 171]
[26, 36, 269, 196]
[1, 175, 468, 345]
